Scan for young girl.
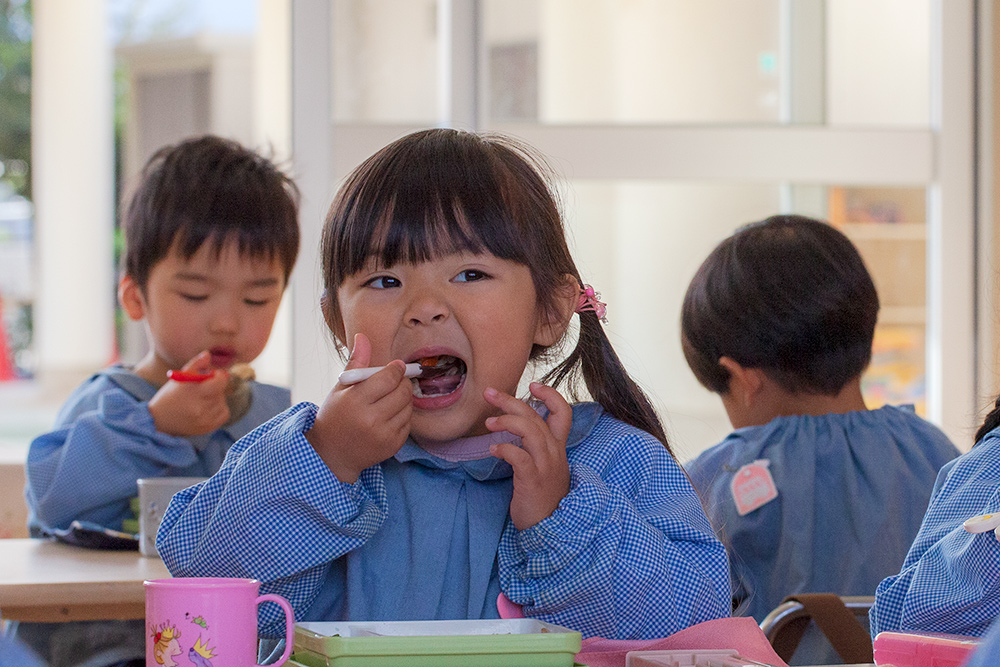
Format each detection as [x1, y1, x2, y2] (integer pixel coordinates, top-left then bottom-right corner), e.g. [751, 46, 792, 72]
[156, 129, 730, 640]
[681, 215, 958, 661]
[870, 399, 1000, 637]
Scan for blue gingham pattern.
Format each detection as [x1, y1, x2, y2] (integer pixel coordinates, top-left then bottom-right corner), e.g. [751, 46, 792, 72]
[158, 402, 731, 639]
[502, 414, 731, 638]
[870, 428, 1000, 638]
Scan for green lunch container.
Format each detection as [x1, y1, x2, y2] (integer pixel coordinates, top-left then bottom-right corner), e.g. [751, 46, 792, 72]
[288, 618, 582, 667]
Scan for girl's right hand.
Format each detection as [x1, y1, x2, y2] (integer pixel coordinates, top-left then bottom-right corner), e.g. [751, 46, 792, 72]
[306, 333, 413, 483]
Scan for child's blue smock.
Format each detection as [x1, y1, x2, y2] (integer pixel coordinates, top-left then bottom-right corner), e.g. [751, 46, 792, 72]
[16, 365, 290, 667]
[25, 364, 290, 534]
[685, 405, 957, 624]
[961, 615, 1000, 667]
[870, 425, 1000, 637]
[0, 636, 44, 667]
[157, 401, 731, 640]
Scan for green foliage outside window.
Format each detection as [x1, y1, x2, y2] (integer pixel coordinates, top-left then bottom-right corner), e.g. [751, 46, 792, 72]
[0, 0, 31, 199]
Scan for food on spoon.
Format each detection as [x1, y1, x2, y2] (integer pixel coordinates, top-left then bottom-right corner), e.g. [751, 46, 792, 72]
[225, 363, 255, 424]
[411, 355, 466, 398]
[228, 363, 256, 383]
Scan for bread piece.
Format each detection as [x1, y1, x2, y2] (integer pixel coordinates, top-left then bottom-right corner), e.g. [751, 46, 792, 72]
[228, 363, 256, 382]
[225, 363, 255, 425]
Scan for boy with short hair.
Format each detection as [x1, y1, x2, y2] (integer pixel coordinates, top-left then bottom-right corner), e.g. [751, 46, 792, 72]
[20, 135, 299, 667]
[681, 215, 958, 665]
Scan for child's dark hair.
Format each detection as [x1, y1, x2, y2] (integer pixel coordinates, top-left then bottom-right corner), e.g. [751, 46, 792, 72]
[975, 396, 1000, 444]
[681, 214, 879, 396]
[123, 135, 300, 289]
[321, 128, 669, 449]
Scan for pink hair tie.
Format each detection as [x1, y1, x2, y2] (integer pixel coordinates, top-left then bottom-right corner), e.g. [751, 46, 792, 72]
[576, 284, 608, 323]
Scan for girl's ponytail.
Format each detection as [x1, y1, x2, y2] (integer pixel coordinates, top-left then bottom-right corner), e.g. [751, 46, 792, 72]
[543, 309, 671, 453]
[975, 394, 1000, 445]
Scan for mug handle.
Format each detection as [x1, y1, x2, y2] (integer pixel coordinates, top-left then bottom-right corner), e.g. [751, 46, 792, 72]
[256, 593, 296, 667]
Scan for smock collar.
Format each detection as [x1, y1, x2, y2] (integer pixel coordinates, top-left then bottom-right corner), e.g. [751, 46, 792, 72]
[394, 401, 604, 481]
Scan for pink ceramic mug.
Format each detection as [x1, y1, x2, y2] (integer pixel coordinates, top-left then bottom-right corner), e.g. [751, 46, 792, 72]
[145, 578, 294, 667]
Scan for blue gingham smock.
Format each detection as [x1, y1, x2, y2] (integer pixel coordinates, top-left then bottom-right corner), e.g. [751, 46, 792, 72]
[157, 401, 730, 640]
[25, 365, 291, 534]
[870, 426, 1000, 638]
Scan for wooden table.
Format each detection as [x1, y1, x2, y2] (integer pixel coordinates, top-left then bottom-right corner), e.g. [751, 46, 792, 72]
[0, 538, 170, 622]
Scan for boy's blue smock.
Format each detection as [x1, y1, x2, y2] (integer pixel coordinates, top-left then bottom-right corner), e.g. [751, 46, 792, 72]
[16, 364, 291, 667]
[157, 402, 731, 640]
[685, 405, 957, 626]
[870, 426, 1000, 637]
[25, 364, 290, 534]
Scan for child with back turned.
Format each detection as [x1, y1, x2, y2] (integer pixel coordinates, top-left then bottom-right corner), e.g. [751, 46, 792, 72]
[870, 383, 1000, 637]
[157, 129, 730, 640]
[682, 215, 958, 662]
[20, 135, 300, 667]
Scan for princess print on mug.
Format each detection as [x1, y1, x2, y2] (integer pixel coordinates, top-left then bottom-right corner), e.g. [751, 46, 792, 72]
[149, 621, 183, 666]
[144, 577, 294, 667]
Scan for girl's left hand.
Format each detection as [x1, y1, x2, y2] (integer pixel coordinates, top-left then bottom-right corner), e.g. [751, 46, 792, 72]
[484, 382, 572, 531]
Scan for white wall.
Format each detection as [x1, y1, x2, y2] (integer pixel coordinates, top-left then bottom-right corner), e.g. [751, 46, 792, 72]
[33, 0, 116, 375]
[827, 0, 931, 127]
[333, 0, 438, 123]
[539, 0, 781, 124]
[252, 0, 293, 387]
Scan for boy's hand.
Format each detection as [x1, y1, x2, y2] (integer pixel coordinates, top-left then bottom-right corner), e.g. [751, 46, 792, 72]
[149, 351, 231, 436]
[484, 383, 572, 531]
[306, 333, 413, 484]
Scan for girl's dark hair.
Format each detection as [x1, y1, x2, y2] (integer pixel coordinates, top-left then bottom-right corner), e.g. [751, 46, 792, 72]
[975, 396, 1000, 444]
[681, 214, 879, 395]
[321, 128, 669, 449]
[123, 135, 300, 289]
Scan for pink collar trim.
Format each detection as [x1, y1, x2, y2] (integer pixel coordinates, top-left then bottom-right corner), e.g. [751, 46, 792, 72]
[413, 429, 521, 462]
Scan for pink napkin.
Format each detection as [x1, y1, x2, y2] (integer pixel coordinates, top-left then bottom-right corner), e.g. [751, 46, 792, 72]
[496, 594, 787, 667]
[496, 593, 525, 619]
[575, 617, 789, 667]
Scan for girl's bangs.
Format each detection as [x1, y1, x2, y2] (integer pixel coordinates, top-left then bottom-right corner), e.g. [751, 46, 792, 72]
[334, 187, 530, 283]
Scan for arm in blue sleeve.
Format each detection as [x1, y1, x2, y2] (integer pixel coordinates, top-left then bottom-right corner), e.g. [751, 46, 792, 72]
[498, 430, 730, 639]
[156, 403, 389, 634]
[0, 636, 46, 667]
[25, 388, 197, 531]
[870, 441, 1000, 638]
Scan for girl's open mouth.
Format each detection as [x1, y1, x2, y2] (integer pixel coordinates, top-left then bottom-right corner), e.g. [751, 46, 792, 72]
[411, 355, 467, 398]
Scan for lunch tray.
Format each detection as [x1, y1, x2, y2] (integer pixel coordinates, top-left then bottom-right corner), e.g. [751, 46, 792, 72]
[288, 618, 582, 667]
